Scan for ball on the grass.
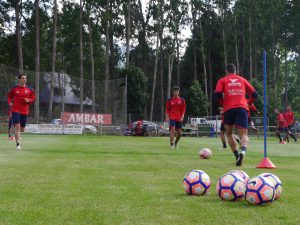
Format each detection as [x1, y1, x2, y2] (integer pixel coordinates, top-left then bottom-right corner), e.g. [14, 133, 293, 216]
[216, 173, 246, 201]
[259, 173, 283, 200]
[183, 170, 211, 196]
[229, 170, 250, 183]
[245, 176, 275, 206]
[199, 148, 212, 159]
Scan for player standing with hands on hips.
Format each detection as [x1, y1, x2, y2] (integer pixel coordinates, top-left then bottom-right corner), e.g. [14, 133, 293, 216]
[7, 73, 36, 150]
[165, 86, 186, 150]
[215, 64, 257, 166]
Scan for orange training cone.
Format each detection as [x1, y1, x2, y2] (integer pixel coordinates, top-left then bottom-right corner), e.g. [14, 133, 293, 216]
[256, 157, 277, 169]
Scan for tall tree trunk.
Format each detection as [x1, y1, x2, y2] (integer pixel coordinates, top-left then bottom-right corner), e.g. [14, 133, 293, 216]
[88, 15, 95, 113]
[208, 48, 213, 116]
[79, 0, 84, 113]
[220, 4, 227, 68]
[200, 19, 208, 115]
[234, 16, 239, 75]
[191, 2, 197, 81]
[159, 30, 164, 121]
[104, 0, 110, 113]
[167, 53, 175, 99]
[284, 48, 288, 109]
[48, 0, 58, 120]
[249, 15, 252, 79]
[149, 33, 159, 121]
[253, 0, 258, 77]
[34, 0, 40, 123]
[271, 0, 278, 102]
[15, 0, 23, 73]
[222, 27, 227, 67]
[125, 0, 131, 68]
[175, 30, 180, 86]
[199, 19, 207, 96]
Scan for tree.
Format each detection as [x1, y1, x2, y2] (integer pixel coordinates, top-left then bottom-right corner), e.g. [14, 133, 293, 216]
[48, 0, 58, 119]
[119, 65, 149, 121]
[34, 0, 40, 123]
[185, 80, 209, 117]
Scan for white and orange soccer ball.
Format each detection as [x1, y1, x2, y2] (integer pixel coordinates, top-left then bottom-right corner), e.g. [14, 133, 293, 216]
[245, 176, 275, 206]
[199, 148, 212, 159]
[259, 173, 283, 200]
[229, 170, 250, 183]
[183, 170, 211, 196]
[216, 173, 246, 201]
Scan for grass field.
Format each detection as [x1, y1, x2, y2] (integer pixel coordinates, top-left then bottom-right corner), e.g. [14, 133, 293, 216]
[0, 134, 299, 225]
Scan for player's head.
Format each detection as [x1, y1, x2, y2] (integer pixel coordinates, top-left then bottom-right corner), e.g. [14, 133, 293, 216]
[18, 73, 27, 85]
[172, 86, 180, 97]
[225, 64, 236, 74]
[274, 108, 279, 114]
[286, 105, 291, 111]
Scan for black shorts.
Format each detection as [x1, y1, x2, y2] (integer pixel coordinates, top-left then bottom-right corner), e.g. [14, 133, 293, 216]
[224, 108, 248, 129]
[169, 120, 182, 129]
[12, 112, 28, 128]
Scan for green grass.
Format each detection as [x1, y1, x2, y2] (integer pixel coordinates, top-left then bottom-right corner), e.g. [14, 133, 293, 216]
[0, 134, 299, 225]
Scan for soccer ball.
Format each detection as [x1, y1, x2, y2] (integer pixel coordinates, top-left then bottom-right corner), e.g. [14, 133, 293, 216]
[245, 176, 275, 206]
[183, 170, 211, 196]
[259, 173, 283, 200]
[199, 148, 212, 159]
[216, 173, 246, 201]
[229, 170, 250, 183]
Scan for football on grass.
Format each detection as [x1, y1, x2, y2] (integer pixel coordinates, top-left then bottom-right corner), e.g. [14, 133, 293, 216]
[259, 173, 283, 200]
[183, 170, 211, 196]
[216, 173, 246, 201]
[199, 148, 212, 159]
[245, 176, 275, 206]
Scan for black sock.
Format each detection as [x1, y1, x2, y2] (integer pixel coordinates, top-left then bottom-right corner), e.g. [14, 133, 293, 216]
[222, 141, 227, 148]
[170, 142, 173, 146]
[17, 143, 20, 146]
[277, 134, 282, 141]
[233, 150, 239, 160]
[290, 133, 297, 142]
[241, 146, 247, 152]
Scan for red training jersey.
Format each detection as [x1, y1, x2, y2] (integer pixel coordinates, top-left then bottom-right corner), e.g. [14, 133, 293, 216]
[215, 74, 256, 113]
[7, 85, 36, 115]
[277, 113, 288, 128]
[165, 97, 186, 121]
[248, 102, 258, 119]
[283, 110, 294, 126]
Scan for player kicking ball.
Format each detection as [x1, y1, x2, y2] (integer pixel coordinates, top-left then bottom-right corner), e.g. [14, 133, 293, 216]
[165, 86, 186, 150]
[215, 64, 257, 166]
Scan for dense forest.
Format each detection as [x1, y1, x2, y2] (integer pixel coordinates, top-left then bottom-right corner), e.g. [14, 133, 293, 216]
[0, 0, 299, 123]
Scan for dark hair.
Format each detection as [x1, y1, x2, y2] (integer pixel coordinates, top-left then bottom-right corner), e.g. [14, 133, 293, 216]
[18, 73, 27, 79]
[172, 86, 180, 91]
[226, 64, 236, 74]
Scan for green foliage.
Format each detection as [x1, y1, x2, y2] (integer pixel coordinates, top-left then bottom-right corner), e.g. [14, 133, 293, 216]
[119, 65, 149, 120]
[185, 80, 209, 117]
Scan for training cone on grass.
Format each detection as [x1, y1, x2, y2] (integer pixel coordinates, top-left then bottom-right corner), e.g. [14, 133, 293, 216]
[256, 157, 276, 169]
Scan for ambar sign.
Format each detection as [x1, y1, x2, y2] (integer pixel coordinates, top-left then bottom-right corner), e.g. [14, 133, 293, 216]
[62, 112, 112, 125]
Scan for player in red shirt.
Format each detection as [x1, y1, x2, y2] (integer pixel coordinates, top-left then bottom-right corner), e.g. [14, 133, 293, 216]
[248, 101, 260, 133]
[7, 73, 36, 150]
[215, 64, 257, 166]
[282, 105, 298, 143]
[274, 108, 290, 144]
[165, 86, 186, 149]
